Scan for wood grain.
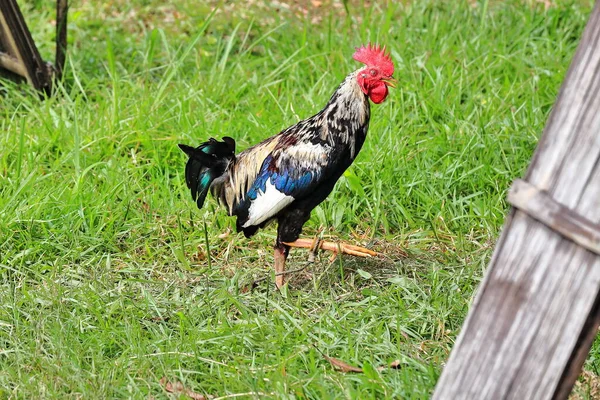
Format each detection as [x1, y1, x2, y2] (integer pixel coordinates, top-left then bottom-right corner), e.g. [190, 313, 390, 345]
[433, 2, 600, 399]
[508, 179, 600, 256]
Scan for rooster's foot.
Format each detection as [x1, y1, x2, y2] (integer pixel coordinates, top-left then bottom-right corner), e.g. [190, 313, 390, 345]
[282, 238, 378, 261]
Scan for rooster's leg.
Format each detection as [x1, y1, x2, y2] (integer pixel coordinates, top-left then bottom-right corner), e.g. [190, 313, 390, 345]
[283, 238, 378, 258]
[274, 243, 290, 289]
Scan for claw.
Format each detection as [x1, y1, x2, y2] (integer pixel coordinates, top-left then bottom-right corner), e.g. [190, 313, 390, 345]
[307, 236, 321, 263]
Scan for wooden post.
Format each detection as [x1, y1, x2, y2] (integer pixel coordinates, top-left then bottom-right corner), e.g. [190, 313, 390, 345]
[0, 0, 68, 94]
[433, 1, 600, 399]
[54, 0, 68, 81]
[0, 0, 52, 93]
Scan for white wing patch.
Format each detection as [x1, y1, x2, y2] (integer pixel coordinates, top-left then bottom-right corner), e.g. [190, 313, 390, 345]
[242, 180, 295, 228]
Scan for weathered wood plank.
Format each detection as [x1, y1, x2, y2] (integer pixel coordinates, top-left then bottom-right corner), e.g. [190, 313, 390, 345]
[508, 179, 600, 255]
[553, 289, 600, 400]
[527, 4, 600, 203]
[0, 51, 26, 76]
[433, 1, 600, 399]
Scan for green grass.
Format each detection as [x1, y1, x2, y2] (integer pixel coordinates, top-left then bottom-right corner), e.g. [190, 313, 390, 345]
[0, 0, 596, 398]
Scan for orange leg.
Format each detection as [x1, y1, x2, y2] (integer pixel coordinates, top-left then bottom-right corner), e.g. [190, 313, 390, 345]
[271, 238, 378, 288]
[274, 244, 289, 289]
[282, 238, 378, 258]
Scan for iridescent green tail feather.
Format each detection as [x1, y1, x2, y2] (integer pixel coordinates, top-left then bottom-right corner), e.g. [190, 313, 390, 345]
[178, 137, 235, 209]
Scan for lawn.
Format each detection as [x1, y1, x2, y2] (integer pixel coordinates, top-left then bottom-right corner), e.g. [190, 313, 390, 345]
[0, 0, 597, 398]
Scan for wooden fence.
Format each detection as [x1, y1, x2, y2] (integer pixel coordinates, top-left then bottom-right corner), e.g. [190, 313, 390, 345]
[0, 0, 68, 94]
[433, 1, 600, 399]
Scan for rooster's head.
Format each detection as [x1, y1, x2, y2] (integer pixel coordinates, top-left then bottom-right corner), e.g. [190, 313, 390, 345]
[353, 44, 396, 104]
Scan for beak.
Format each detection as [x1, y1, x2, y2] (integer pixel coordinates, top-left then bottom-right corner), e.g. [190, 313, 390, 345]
[382, 76, 398, 88]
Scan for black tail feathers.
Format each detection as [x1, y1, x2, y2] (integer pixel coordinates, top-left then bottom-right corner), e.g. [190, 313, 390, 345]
[178, 137, 235, 209]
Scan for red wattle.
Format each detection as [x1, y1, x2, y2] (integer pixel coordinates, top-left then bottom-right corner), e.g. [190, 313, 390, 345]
[368, 82, 389, 104]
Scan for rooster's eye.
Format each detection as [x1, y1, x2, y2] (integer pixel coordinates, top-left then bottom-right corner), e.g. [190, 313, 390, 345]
[369, 69, 377, 76]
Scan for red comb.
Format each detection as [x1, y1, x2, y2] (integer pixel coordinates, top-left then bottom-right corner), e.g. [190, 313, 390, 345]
[352, 43, 394, 76]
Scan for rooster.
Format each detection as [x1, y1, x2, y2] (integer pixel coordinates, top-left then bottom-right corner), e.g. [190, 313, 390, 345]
[179, 44, 395, 288]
